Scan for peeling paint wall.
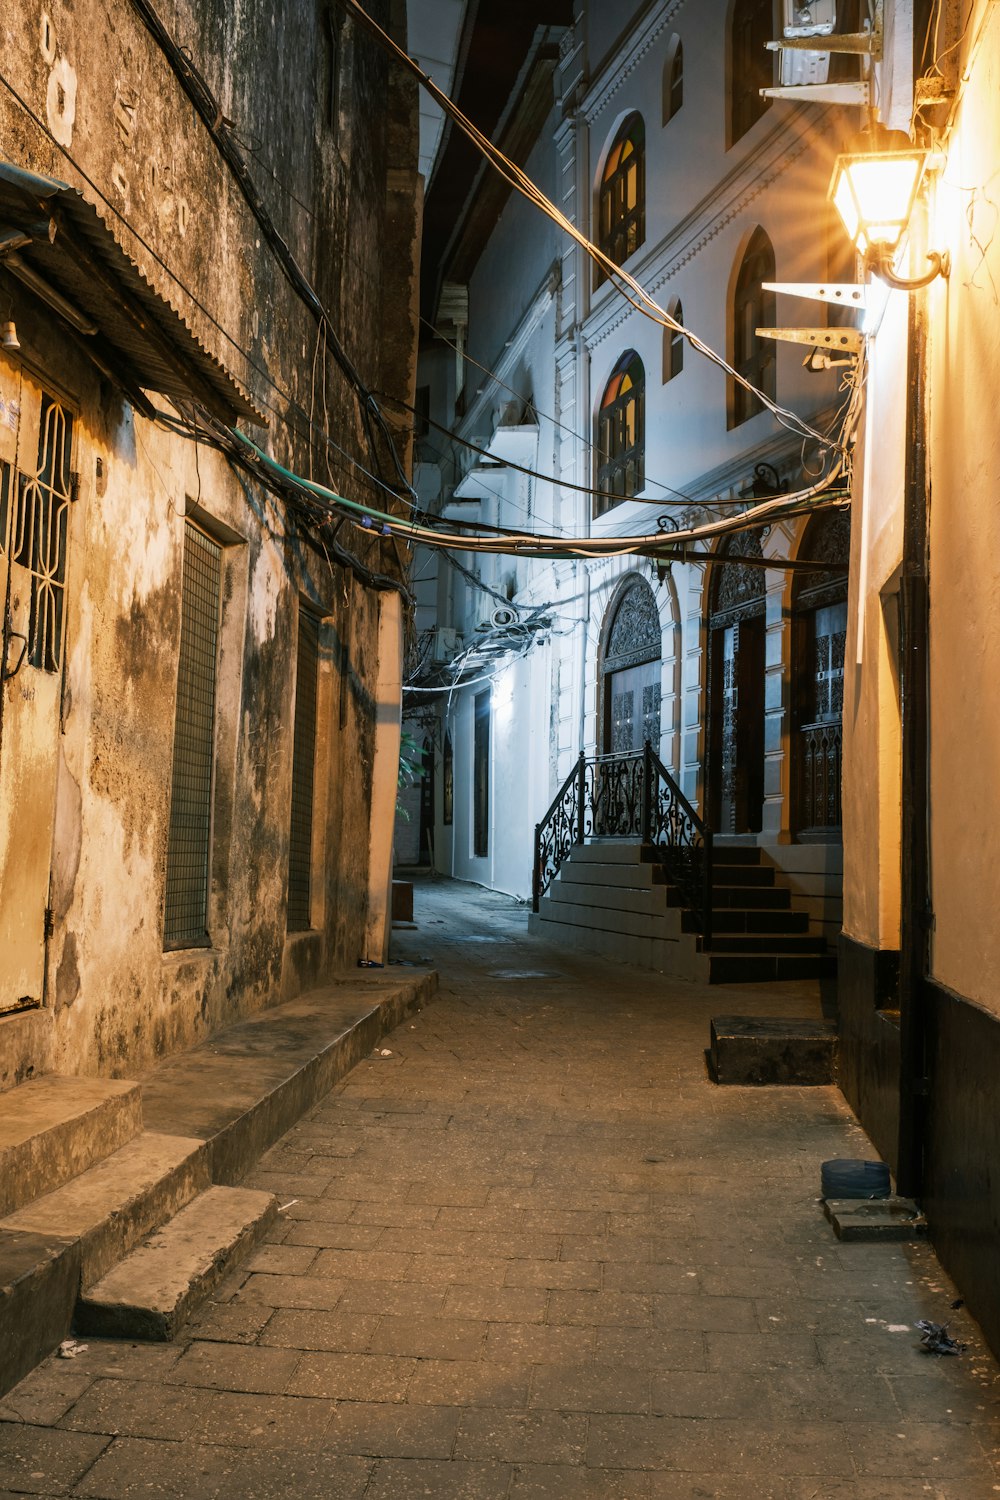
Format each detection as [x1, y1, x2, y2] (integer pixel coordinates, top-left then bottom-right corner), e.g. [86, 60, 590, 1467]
[0, 0, 420, 1083]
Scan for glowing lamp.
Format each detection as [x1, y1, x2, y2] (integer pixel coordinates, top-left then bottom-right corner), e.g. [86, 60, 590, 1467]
[829, 148, 949, 290]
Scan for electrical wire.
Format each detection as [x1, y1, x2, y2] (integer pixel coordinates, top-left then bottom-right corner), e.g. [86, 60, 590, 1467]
[418, 313, 703, 506]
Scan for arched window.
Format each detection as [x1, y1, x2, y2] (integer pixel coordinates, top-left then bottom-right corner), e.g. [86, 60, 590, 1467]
[598, 114, 645, 271]
[596, 352, 645, 517]
[663, 299, 684, 383]
[663, 37, 683, 125]
[731, 229, 775, 428]
[730, 0, 773, 146]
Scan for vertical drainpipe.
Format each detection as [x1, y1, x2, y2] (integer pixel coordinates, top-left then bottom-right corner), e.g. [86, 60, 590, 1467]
[895, 288, 932, 1198]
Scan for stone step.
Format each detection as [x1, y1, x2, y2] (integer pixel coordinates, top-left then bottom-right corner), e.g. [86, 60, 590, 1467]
[706, 952, 837, 984]
[701, 933, 828, 955]
[2, 1131, 210, 1288]
[683, 908, 809, 935]
[710, 865, 776, 888]
[536, 895, 678, 942]
[552, 859, 664, 890]
[76, 1185, 277, 1341]
[0, 1076, 143, 1219]
[711, 846, 765, 865]
[709, 1015, 838, 1084]
[549, 880, 668, 917]
[671, 884, 790, 910]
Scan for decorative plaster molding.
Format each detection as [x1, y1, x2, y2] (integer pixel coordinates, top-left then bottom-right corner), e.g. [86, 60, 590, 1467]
[584, 1, 691, 125]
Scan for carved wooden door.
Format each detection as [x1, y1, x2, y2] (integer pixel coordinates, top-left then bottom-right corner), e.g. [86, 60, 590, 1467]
[712, 613, 764, 834]
[0, 370, 74, 1015]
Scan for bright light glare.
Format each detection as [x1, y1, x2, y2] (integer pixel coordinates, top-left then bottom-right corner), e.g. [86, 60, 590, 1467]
[830, 151, 925, 254]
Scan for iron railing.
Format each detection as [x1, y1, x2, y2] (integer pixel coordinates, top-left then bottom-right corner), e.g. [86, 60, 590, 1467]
[532, 742, 713, 946]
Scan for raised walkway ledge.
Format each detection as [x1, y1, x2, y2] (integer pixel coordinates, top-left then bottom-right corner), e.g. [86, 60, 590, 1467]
[0, 966, 438, 1396]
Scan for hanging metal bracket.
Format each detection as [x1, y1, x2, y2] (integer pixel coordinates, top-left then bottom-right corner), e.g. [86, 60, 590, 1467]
[755, 326, 865, 353]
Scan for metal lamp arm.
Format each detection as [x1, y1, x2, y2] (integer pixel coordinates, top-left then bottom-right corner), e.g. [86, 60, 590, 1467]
[869, 246, 951, 291]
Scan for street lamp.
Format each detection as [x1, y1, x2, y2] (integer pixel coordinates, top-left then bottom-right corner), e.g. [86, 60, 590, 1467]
[829, 147, 950, 290]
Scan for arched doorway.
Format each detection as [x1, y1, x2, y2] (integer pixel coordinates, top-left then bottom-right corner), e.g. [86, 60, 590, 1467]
[600, 577, 662, 754]
[708, 530, 766, 834]
[792, 510, 850, 839]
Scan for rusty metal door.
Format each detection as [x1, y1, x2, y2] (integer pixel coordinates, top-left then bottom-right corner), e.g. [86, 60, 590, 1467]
[0, 368, 74, 1014]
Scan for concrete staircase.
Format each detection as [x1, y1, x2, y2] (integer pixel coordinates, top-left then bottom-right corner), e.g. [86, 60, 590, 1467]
[0, 1076, 275, 1392]
[528, 840, 836, 983]
[0, 966, 437, 1396]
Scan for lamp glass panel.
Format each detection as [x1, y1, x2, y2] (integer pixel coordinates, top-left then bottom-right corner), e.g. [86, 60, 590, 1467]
[849, 156, 922, 246]
[832, 170, 860, 243]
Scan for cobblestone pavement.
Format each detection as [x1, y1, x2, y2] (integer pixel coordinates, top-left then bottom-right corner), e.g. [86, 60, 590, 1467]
[3, 877, 1000, 1498]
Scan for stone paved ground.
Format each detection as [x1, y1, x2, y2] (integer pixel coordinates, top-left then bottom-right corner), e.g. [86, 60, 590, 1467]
[2, 878, 1000, 1498]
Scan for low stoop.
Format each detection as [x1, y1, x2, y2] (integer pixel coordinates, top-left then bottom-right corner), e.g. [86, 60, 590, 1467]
[709, 1015, 838, 1085]
[0, 966, 438, 1397]
[0, 1076, 142, 1218]
[76, 1186, 276, 1341]
[2, 1131, 211, 1287]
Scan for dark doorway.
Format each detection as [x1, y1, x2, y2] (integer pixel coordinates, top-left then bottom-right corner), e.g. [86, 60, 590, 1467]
[708, 532, 766, 835]
[418, 735, 435, 863]
[473, 692, 490, 858]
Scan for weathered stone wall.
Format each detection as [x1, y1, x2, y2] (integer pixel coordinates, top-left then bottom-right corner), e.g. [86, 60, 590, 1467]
[0, 0, 419, 1083]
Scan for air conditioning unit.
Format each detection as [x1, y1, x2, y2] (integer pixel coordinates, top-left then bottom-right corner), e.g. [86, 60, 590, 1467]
[431, 627, 459, 663]
[781, 0, 837, 85]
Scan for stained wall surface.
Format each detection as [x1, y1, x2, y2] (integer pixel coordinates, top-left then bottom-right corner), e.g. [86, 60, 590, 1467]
[0, 0, 420, 1086]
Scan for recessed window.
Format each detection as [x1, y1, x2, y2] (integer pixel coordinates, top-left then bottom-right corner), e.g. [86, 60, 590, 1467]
[663, 300, 684, 383]
[663, 37, 683, 125]
[596, 352, 645, 518]
[164, 522, 222, 949]
[730, 228, 776, 428]
[598, 114, 645, 274]
[730, 0, 774, 146]
[287, 605, 320, 932]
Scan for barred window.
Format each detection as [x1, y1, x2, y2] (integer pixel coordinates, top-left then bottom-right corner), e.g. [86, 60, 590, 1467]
[163, 522, 222, 949]
[287, 606, 320, 931]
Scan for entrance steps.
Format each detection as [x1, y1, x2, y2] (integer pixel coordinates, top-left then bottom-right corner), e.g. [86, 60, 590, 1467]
[529, 840, 836, 983]
[0, 966, 437, 1395]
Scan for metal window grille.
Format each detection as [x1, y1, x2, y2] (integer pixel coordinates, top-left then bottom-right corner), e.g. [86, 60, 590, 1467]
[13, 396, 74, 672]
[164, 522, 222, 948]
[287, 607, 320, 931]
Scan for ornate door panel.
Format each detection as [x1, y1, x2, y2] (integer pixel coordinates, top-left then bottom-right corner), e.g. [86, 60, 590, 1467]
[607, 660, 661, 754]
[709, 533, 765, 835]
[792, 510, 850, 839]
[600, 578, 662, 757]
[0, 370, 74, 1014]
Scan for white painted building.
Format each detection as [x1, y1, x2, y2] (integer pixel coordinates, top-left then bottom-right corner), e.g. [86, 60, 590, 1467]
[403, 0, 865, 974]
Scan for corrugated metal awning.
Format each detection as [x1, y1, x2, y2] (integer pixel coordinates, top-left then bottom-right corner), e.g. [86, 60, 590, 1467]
[0, 161, 263, 425]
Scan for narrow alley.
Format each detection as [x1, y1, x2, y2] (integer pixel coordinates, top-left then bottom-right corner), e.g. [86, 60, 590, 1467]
[1, 879, 998, 1498]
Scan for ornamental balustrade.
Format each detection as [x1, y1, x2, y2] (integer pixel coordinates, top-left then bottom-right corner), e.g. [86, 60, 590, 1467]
[532, 742, 713, 947]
